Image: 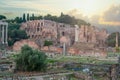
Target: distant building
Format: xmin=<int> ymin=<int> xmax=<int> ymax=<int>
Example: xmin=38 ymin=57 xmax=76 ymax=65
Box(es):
xmin=20 ymin=20 xmax=108 ymax=56
xmin=0 ymin=20 xmax=8 ymax=46
xmin=20 ymin=20 xmax=75 ymax=47
xmin=75 ymin=25 xmax=108 ymax=47
xmin=21 ymin=20 xmax=108 ymax=47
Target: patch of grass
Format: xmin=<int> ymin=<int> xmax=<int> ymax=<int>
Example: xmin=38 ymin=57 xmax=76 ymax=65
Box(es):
xmin=0 ymin=59 xmax=12 ymax=64
xmin=47 ymin=59 xmax=58 ymax=63
xmin=0 ymin=71 xmax=14 ymax=77
xmin=107 ymin=52 xmax=120 ymax=57
xmin=49 ymin=56 xmax=117 ymax=65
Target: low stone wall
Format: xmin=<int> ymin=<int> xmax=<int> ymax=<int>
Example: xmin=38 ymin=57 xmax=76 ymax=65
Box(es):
xmin=13 ymin=39 xmax=40 ymax=51
xmin=68 ymin=48 xmax=107 ymax=57
xmin=41 ymin=46 xmax=62 ymax=53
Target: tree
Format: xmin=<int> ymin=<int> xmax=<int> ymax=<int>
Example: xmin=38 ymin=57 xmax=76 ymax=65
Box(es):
xmin=0 ymin=15 xmax=6 ymax=20
xmin=8 ymin=23 xmax=20 ymax=31
xmin=44 ymin=14 xmax=58 ymax=21
xmin=14 ymin=17 xmax=20 ymax=23
xmin=44 ymin=40 xmax=53 ymax=51
xmin=58 ymin=13 xmax=74 ymax=24
xmin=32 ymin=13 xmax=35 ymax=20
xmin=44 ymin=14 xmax=52 ymax=20
xmin=23 ymin=13 xmax=26 ymax=22
xmin=14 ymin=17 xmax=23 ymax=23
xmin=27 ymin=13 xmax=29 ymax=21
xmin=106 ymin=32 xmax=120 ymax=47
xmin=8 ymin=23 xmax=28 ymax=46
xmin=43 ymin=13 xmax=88 ymax=26
xmin=8 ymin=29 xmax=28 ymax=46
xmin=44 ymin=40 xmax=53 ymax=46
xmin=37 ymin=15 xmax=43 ymax=20
xmin=15 ymin=45 xmax=47 ymax=71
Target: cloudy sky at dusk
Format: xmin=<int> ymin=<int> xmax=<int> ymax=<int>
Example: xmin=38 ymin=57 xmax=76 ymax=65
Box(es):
xmin=0 ymin=0 xmax=120 ymax=28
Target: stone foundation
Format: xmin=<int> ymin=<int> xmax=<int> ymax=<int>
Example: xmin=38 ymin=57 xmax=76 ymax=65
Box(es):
xmin=13 ymin=39 xmax=39 ymax=51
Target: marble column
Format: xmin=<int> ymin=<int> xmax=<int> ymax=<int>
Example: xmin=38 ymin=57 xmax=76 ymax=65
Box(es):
xmin=75 ymin=25 xmax=79 ymax=42
xmin=63 ymin=42 xmax=66 ymax=55
xmin=5 ymin=25 xmax=8 ymax=44
xmin=116 ymin=32 xmax=119 ymax=47
xmin=2 ymin=25 xmax=4 ymax=44
xmin=0 ymin=26 xmax=1 ymax=42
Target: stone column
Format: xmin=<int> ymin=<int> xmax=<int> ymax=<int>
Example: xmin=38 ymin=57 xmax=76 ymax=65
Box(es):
xmin=2 ymin=25 xmax=4 ymax=44
xmin=5 ymin=25 xmax=8 ymax=44
xmin=63 ymin=42 xmax=66 ymax=55
xmin=0 ymin=25 xmax=1 ymax=42
xmin=116 ymin=32 xmax=119 ymax=47
xmin=75 ymin=25 xmax=79 ymax=42
xmin=43 ymin=18 xmax=45 ymax=26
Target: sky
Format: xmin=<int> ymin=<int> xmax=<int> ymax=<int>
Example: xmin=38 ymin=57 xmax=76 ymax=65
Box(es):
xmin=0 ymin=0 xmax=120 ymax=30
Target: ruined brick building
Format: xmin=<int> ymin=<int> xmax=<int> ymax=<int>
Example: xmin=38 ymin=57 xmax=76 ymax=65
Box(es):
xmin=19 ymin=20 xmax=108 ymax=56
xmin=20 ymin=20 xmax=75 ymax=47
xmin=75 ymin=25 xmax=108 ymax=48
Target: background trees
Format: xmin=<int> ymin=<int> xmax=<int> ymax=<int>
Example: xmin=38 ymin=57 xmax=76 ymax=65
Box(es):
xmin=23 ymin=13 xmax=26 ymax=22
xmin=44 ymin=40 xmax=53 ymax=46
xmin=10 ymin=13 xmax=88 ymax=26
xmin=15 ymin=45 xmax=47 ymax=71
xmin=106 ymin=32 xmax=120 ymax=47
xmin=0 ymin=15 xmax=6 ymax=20
xmin=43 ymin=13 xmax=89 ymax=26
xmin=8 ymin=23 xmax=28 ymax=46
xmin=44 ymin=40 xmax=53 ymax=51
xmin=14 ymin=17 xmax=23 ymax=23
xmin=1 ymin=13 xmax=89 ymax=46
xmin=27 ymin=13 xmax=29 ymax=21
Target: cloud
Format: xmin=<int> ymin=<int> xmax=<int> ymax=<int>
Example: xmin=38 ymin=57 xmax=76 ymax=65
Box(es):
xmin=67 ymin=9 xmax=89 ymax=22
xmin=89 ymin=15 xmax=100 ymax=24
xmin=67 ymin=7 xmax=120 ymax=33
xmin=99 ymin=5 xmax=120 ymax=26
xmin=0 ymin=0 xmax=60 ymax=19
xmin=0 ymin=0 xmax=58 ymax=14
xmin=67 ymin=4 xmax=120 ymax=26
xmin=3 ymin=12 xmax=14 ymax=15
xmin=103 ymin=5 xmax=120 ymax=22
xmin=90 ymin=5 xmax=120 ymax=33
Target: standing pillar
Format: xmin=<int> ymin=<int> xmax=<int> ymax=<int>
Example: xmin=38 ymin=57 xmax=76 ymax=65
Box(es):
xmin=5 ymin=25 xmax=8 ymax=44
xmin=60 ymin=36 xmax=67 ymax=56
xmin=75 ymin=25 xmax=79 ymax=42
xmin=43 ymin=17 xmax=45 ymax=26
xmin=116 ymin=32 xmax=119 ymax=47
xmin=2 ymin=25 xmax=4 ymax=44
xmin=63 ymin=42 xmax=66 ymax=55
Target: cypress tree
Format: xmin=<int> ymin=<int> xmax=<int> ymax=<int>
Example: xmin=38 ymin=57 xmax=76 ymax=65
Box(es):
xmin=23 ymin=13 xmax=26 ymax=22
xmin=27 ymin=13 xmax=29 ymax=21
xmin=32 ymin=13 xmax=35 ymax=20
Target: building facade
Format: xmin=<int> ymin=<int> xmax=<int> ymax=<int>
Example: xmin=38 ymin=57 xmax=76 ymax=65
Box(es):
xmin=20 ymin=20 xmax=75 ymax=47
xmin=20 ymin=20 xmax=108 ymax=56
xmin=75 ymin=25 xmax=108 ymax=47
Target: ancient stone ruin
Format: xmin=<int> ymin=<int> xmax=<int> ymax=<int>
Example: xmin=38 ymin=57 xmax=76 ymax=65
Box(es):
xmin=16 ymin=20 xmax=109 ymax=56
